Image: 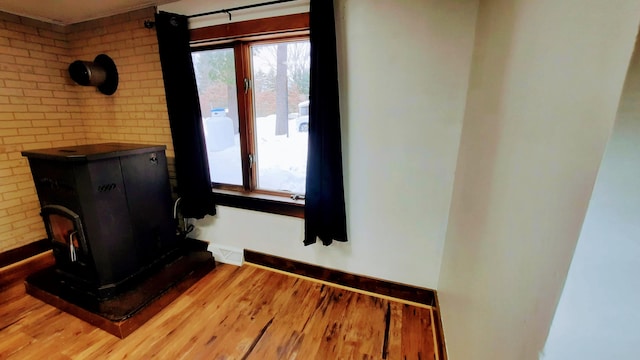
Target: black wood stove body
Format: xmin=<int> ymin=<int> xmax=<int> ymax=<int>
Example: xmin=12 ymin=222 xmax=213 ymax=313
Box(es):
xmin=22 ymin=143 xmax=180 ymax=298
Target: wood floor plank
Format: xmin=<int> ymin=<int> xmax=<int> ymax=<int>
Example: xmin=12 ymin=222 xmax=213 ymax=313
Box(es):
xmin=401 ymin=305 xmax=436 ymax=360
xmin=0 ymin=331 xmax=35 ymax=359
xmin=248 ymin=278 xmax=326 ymax=359
xmin=387 ymin=302 xmax=404 ymax=359
xmin=0 ymin=261 xmax=441 ymax=359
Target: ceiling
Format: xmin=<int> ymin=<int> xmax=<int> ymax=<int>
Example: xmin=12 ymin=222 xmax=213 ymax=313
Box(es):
xmin=0 ymin=0 xmax=310 ymax=28
xmin=0 ymin=0 xmax=179 ymax=26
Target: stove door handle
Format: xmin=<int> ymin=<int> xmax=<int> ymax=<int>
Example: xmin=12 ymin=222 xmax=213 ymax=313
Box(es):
xmin=69 ymin=231 xmax=78 ymax=262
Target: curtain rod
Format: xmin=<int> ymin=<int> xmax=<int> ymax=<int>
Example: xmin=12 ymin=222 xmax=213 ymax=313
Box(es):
xmin=187 ymin=0 xmax=299 ymax=21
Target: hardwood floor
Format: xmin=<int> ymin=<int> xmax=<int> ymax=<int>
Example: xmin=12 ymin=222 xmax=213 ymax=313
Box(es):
xmin=0 ymin=256 xmax=441 ymax=359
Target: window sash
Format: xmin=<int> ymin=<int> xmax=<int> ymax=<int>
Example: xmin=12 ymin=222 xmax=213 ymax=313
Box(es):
xmin=191 ymin=16 xmax=310 ymax=198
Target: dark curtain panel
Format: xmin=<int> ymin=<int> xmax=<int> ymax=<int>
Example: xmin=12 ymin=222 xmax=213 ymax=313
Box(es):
xmin=155 ymin=11 xmax=215 ymax=219
xmin=304 ymin=0 xmax=348 ymax=246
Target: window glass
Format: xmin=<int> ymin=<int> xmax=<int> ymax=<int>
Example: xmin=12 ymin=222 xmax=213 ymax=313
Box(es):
xmin=192 ymin=48 xmax=243 ymax=186
xmin=251 ymin=40 xmax=310 ymax=194
xmin=47 ymin=213 xmax=74 ymax=245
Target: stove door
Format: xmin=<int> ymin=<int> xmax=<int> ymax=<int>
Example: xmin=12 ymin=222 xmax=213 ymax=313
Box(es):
xmin=41 ymin=205 xmax=91 ymax=269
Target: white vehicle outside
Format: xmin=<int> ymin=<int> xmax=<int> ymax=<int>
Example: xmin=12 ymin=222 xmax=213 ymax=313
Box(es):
xmin=296 ymin=100 xmax=309 ymax=132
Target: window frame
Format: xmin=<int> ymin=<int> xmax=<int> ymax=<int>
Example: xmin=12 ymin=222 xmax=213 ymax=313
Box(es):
xmin=190 ymin=13 xmax=310 ymax=218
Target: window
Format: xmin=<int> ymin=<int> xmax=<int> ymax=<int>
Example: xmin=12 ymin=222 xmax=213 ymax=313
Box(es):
xmin=190 ymin=14 xmax=310 ymax=217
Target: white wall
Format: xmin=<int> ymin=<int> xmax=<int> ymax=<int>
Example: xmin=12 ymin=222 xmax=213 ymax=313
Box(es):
xmin=161 ymin=0 xmax=478 ymax=289
xmin=541 ymin=34 xmax=640 ymax=360
xmin=437 ymin=0 xmax=640 ymax=359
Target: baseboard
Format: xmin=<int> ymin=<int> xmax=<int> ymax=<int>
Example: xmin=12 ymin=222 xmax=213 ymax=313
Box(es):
xmin=0 ymin=251 xmax=55 ymax=289
xmin=0 ymin=239 xmax=51 ymax=269
xmin=243 ymin=249 xmax=437 ymax=307
xmin=433 ymin=293 xmax=448 ymax=360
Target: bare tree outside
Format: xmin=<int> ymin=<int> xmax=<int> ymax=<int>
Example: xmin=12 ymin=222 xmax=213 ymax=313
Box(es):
xmin=193 ymin=49 xmax=239 ymax=134
xmin=252 ymin=41 xmax=311 ymax=112
xmin=275 ymin=43 xmax=289 ymax=136
xmin=287 ymin=42 xmax=311 ymax=98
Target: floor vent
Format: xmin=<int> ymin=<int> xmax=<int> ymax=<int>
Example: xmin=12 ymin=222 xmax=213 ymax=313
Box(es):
xmin=208 ymin=244 xmax=243 ymax=266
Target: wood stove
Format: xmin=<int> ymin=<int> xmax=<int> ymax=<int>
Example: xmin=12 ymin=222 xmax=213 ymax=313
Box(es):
xmin=22 ymin=143 xmax=180 ymax=298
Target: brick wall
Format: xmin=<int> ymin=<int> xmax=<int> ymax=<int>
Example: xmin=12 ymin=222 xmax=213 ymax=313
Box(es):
xmin=66 ymin=8 xmax=174 ymax=152
xmin=0 ymin=8 xmax=174 ymax=253
xmin=0 ymin=12 xmax=77 ymax=252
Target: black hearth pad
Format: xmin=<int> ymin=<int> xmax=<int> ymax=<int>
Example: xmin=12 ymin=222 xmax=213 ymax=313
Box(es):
xmin=25 ymin=249 xmax=216 ymax=338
